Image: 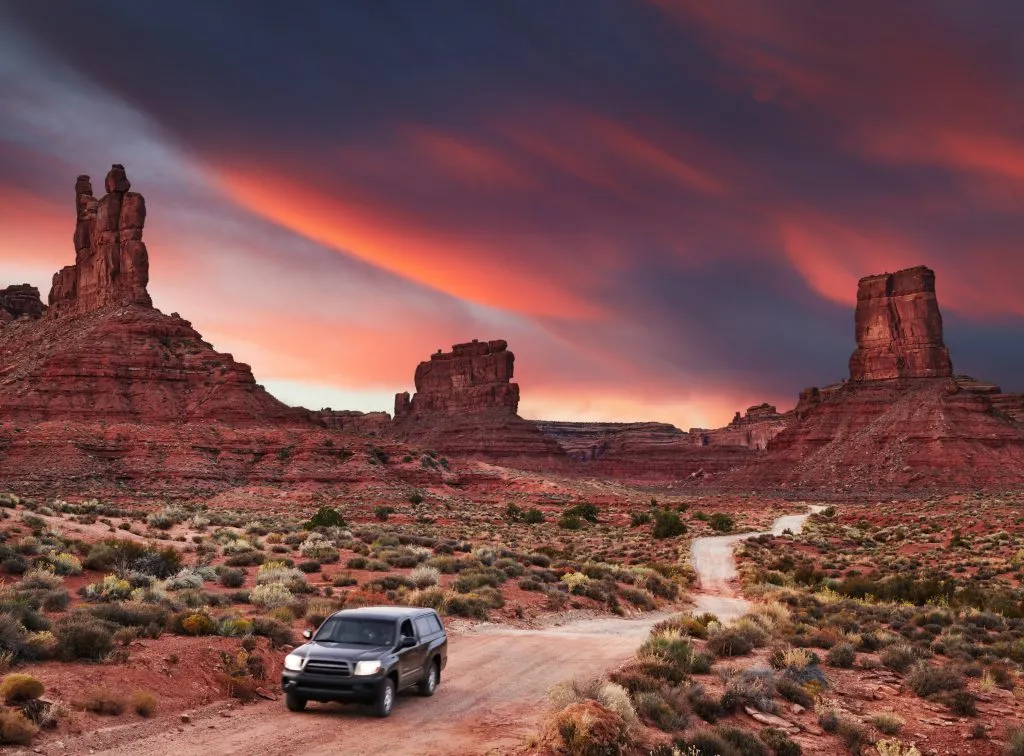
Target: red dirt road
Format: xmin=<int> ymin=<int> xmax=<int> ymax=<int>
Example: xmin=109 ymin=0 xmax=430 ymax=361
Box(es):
xmin=55 ymin=613 xmax=669 ymax=756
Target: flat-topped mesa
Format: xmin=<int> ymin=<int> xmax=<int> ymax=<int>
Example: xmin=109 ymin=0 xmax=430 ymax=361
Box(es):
xmin=848 ymin=265 xmax=952 ymax=381
xmin=48 ymin=165 xmax=151 ymax=317
xmin=0 ymin=285 xmax=45 ymax=323
xmin=394 ymin=339 xmax=519 ymax=420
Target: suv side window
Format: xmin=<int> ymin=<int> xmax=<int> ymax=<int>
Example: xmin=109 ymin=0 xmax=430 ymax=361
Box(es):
xmin=414 ymin=616 xmax=433 ymax=638
xmin=400 ymin=619 xmax=414 ymax=641
xmin=428 ymin=614 xmax=444 ymax=634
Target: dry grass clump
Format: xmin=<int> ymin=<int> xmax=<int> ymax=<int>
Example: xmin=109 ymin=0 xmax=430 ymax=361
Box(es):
xmin=75 ymin=687 xmax=126 ymax=715
xmin=0 ymin=673 xmax=43 ymax=703
xmin=0 ymin=708 xmax=38 ymax=745
xmin=129 ymin=690 xmax=157 ymax=717
xmin=542 ymin=699 xmax=628 ymax=756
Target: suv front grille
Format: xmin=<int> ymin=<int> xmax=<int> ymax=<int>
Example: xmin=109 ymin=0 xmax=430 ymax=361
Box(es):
xmin=304 ymin=659 xmax=352 ymax=676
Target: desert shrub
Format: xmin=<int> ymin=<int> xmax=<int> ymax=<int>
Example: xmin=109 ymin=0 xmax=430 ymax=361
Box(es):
xmin=332 ymin=573 xmax=358 ymax=587
xmin=723 ymin=669 xmax=776 ymax=714
xmin=373 ymin=506 xmax=393 ymax=521
xmin=564 ymin=503 xmax=600 ymax=523
xmin=1006 ymin=724 xmax=1024 ymax=756
xmin=53 ymin=614 xmax=115 ymax=661
xmin=299 ymin=533 xmax=339 ymax=561
xmin=166 ymin=568 xmax=205 ymax=590
xmin=676 ymin=729 xmax=739 ymax=756
xmin=880 ymin=643 xmax=917 ymax=672
xmin=523 ymin=507 xmax=545 ymax=524
xmin=410 ymin=565 xmax=440 ymax=588
xmin=89 ymin=601 xmax=167 ymax=628
xmin=826 ymin=642 xmax=856 ymax=668
xmin=707 ymin=627 xmax=754 ymax=657
xmin=906 ymin=662 xmax=964 ymax=698
xmin=83 ymin=574 xmax=132 ymax=601
xmin=943 ymin=689 xmax=977 ymax=716
xmin=620 ymin=587 xmax=657 ymax=610
xmin=225 ymin=551 xmax=265 ymax=567
xmin=179 ymin=611 xmax=217 ymax=636
xmin=717 ymin=725 xmax=769 ymax=756
xmin=835 ymin=718 xmax=868 ymax=754
xmin=652 ymin=510 xmax=686 ymax=539
xmin=297 ymin=560 xmax=321 ymax=573
xmin=251 ymin=616 xmax=293 ymax=647
xmin=630 ymin=511 xmax=652 ymax=527
xmin=689 ymin=687 xmax=726 ymax=723
xmin=558 ymin=513 xmax=582 ymax=530
xmin=0 ymin=673 xmax=43 ymax=703
xmin=219 ymin=568 xmax=246 ymax=588
xmin=129 ymin=690 xmax=157 ymax=717
xmin=77 ymin=687 xmax=125 ymax=715
xmin=0 ymin=614 xmax=27 ymax=661
xmin=218 ymin=617 xmax=254 ymax=637
xmin=0 ymin=709 xmax=38 ymax=745
xmin=708 ymin=513 xmax=734 ymax=533
xmin=543 ymin=699 xmax=628 ymax=756
xmin=774 ymin=677 xmax=814 ymax=708
xmin=641 ymin=630 xmax=697 ymax=675
xmin=759 ymin=727 xmax=801 ymax=756
xmin=304 ymin=506 xmax=345 ymax=529
xmin=871 ymin=710 xmax=904 ymax=735
xmin=634 ymin=689 xmax=689 ymax=731
xmin=251 ymin=582 xmax=293 ymax=609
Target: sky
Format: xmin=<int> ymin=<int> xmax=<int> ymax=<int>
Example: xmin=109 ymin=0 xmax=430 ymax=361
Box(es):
xmin=2 ymin=0 xmax=1024 ymax=430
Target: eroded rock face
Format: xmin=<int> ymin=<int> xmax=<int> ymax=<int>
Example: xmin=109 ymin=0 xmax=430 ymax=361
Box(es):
xmin=312 ymin=409 xmax=391 ymax=435
xmin=0 ymin=285 xmax=45 ymax=323
xmin=49 ymin=166 xmax=151 ymax=316
xmin=395 ymin=339 xmax=519 ymax=419
xmin=849 ymin=266 xmax=952 ymax=381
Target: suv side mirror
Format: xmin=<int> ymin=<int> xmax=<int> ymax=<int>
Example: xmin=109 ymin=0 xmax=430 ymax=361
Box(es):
xmin=302 ymin=629 xmax=312 ymax=640
xmin=400 ymin=635 xmax=417 ymax=649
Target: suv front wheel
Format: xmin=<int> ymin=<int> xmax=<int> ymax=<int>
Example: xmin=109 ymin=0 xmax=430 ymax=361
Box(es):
xmin=373 ymin=678 xmax=395 ymax=717
xmin=285 ymin=691 xmax=307 ymax=712
xmin=418 ymin=660 xmax=438 ymax=697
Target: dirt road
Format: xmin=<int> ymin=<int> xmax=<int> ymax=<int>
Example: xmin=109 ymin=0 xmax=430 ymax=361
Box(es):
xmin=690 ymin=505 xmax=825 ymax=621
xmin=59 ymin=613 xmax=669 ymax=756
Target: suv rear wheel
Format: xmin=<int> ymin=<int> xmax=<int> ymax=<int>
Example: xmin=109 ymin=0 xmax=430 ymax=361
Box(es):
xmin=418 ymin=659 xmax=438 ymax=697
xmin=285 ymin=692 xmax=307 ymax=712
xmin=373 ymin=678 xmax=395 ymax=717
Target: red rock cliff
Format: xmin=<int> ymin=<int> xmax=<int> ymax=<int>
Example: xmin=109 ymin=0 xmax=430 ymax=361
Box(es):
xmin=848 ymin=266 xmax=952 ymax=381
xmin=49 ymin=166 xmax=151 ymax=316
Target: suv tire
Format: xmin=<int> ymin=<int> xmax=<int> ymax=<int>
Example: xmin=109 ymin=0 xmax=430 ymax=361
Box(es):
xmin=374 ymin=678 xmax=395 ymax=717
xmin=285 ymin=692 xmax=307 ymax=712
xmin=418 ymin=659 xmax=438 ymax=697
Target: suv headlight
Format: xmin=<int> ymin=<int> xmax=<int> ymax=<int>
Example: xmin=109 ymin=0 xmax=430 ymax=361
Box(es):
xmin=284 ymin=653 xmax=306 ymax=671
xmin=354 ymin=660 xmax=382 ymax=676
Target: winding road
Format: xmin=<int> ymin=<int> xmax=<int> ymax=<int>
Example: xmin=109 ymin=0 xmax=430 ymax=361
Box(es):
xmin=53 ymin=506 xmax=823 ymax=755
xmin=690 ymin=505 xmax=826 ymax=621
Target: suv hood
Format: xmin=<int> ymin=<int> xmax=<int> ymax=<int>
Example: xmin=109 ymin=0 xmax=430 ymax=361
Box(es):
xmin=293 ymin=641 xmax=392 ymax=662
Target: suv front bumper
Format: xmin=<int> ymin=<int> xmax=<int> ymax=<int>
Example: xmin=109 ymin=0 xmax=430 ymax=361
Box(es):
xmin=281 ymin=669 xmax=387 ymax=704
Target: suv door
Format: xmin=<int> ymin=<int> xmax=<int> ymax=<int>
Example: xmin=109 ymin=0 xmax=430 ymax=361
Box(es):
xmin=396 ymin=618 xmax=427 ymax=688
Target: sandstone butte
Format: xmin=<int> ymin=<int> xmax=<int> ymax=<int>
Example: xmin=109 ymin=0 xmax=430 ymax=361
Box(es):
xmin=389 ymin=339 xmax=567 ymax=465
xmin=0 ymin=166 xmax=437 ymax=498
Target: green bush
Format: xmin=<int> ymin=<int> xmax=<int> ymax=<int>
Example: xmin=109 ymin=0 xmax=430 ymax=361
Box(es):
xmin=54 ymin=614 xmax=116 ymax=661
xmin=717 ymin=725 xmax=769 ymax=756
xmin=652 ymin=510 xmax=686 ymax=539
xmin=825 ymin=642 xmax=856 ymax=668
xmin=558 ymin=513 xmax=582 ymax=530
xmin=675 ymin=729 xmax=739 ymax=756
xmin=304 ymin=506 xmax=346 ymax=529
xmin=759 ymin=727 xmax=802 ymax=756
xmin=709 ymin=513 xmax=734 ymax=533
xmin=219 ymin=568 xmax=246 ymax=588
xmin=564 ymin=503 xmax=600 ymax=523
xmin=906 ymin=662 xmax=964 ymax=698
xmin=523 ymin=508 xmax=545 ymax=524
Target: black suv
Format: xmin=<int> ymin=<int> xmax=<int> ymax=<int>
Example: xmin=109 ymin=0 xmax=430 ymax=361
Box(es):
xmin=281 ymin=606 xmax=448 ymax=717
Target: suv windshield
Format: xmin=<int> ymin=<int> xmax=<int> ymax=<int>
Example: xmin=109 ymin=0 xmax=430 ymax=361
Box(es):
xmin=313 ymin=617 xmax=396 ymax=646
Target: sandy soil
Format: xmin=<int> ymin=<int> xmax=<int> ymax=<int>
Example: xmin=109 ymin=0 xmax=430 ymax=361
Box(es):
xmin=45 ymin=613 xmax=671 ymax=756
xmin=690 ymin=505 xmax=825 ymax=621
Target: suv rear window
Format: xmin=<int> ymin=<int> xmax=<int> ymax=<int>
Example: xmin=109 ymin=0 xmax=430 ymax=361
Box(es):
xmin=414 ymin=616 xmax=433 ymax=638
xmin=427 ymin=614 xmax=443 ymax=634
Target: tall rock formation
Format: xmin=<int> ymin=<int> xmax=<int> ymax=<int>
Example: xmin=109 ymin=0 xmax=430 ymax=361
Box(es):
xmin=390 ymin=340 xmax=564 ymax=464
xmin=849 ymin=266 xmax=952 ymax=381
xmin=0 ymin=165 xmax=300 ymax=424
xmin=715 ymin=265 xmax=1024 ymax=491
xmin=50 ymin=167 xmax=151 ymax=316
